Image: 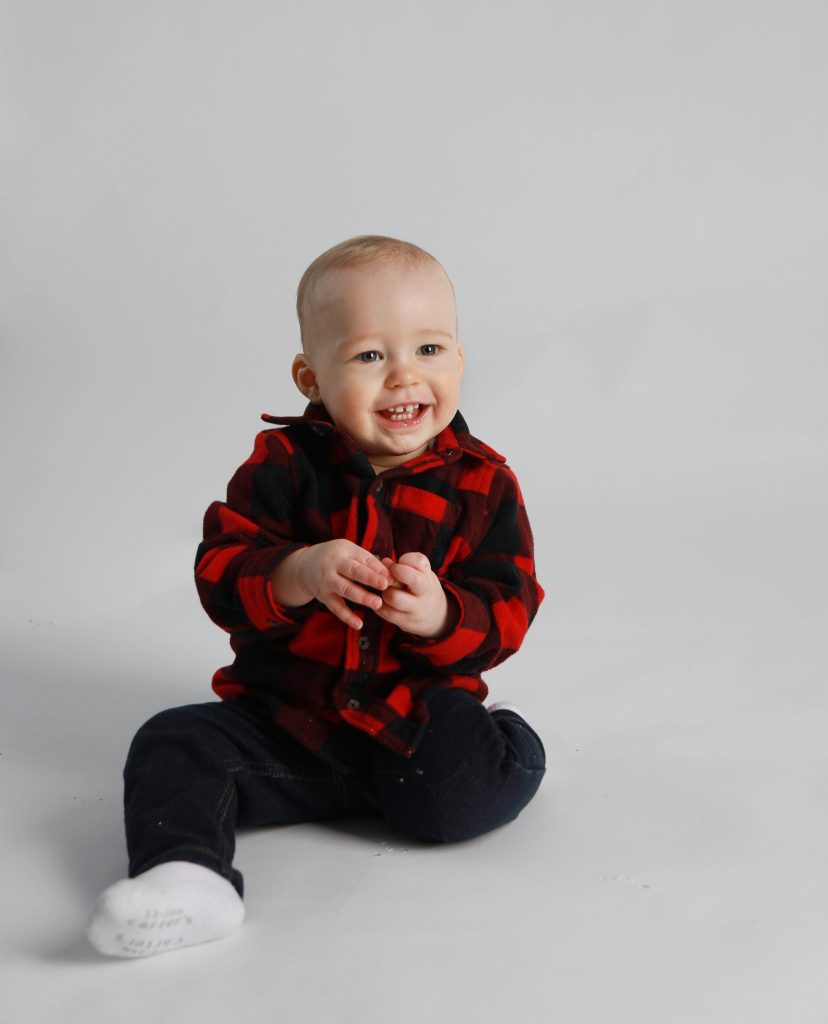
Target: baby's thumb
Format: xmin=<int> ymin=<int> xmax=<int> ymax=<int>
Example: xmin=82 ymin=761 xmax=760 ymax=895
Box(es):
xmin=397 ymin=551 xmax=431 ymax=572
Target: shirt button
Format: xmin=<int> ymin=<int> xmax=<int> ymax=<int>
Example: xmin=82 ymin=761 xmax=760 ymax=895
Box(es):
xmin=376 ymin=480 xmax=384 ymax=492
xmin=346 ymin=698 xmax=361 ymax=710
xmin=358 ymin=636 xmax=371 ymax=650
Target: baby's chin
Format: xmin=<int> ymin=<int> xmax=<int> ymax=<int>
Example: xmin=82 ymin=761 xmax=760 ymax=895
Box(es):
xmin=367 ymin=439 xmax=433 ymax=468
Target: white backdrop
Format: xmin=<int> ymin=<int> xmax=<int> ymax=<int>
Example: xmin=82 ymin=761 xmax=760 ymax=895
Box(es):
xmin=2 ymin=2 xmax=827 ymax=1021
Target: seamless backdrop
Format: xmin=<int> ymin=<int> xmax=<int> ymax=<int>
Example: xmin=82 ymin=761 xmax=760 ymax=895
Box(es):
xmin=2 ymin=2 xmax=827 ymax=1022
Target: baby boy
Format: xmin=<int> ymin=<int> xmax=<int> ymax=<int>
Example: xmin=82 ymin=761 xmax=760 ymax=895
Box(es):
xmin=87 ymin=234 xmax=546 ymax=958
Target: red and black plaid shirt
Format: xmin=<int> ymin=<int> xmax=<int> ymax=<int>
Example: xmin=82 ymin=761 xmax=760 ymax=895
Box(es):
xmin=195 ymin=403 xmax=544 ymax=764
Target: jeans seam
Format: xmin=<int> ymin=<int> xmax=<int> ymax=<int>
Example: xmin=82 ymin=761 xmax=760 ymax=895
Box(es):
xmin=223 ymin=759 xmax=337 ymax=783
xmin=213 ymin=779 xmax=236 ymax=866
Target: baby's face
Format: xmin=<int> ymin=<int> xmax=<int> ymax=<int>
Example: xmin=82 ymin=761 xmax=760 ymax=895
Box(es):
xmin=293 ymin=260 xmax=464 ymax=472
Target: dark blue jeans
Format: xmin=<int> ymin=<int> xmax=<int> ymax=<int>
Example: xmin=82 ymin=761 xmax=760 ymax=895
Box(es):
xmin=123 ymin=689 xmax=546 ymax=896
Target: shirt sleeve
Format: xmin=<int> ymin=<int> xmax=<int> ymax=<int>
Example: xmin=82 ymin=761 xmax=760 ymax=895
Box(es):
xmin=194 ymin=429 xmax=312 ymax=636
xmin=397 ymin=464 xmax=545 ymax=674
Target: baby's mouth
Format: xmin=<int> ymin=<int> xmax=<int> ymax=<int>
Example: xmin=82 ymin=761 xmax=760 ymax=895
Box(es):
xmin=376 ymin=403 xmax=427 ymax=423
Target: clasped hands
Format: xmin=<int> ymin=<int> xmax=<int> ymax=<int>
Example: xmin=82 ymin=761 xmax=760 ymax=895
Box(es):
xmin=272 ymin=539 xmax=456 ymax=638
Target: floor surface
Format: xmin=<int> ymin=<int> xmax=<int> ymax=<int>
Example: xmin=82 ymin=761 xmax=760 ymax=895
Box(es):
xmin=3 ymin=559 xmax=826 ymax=1022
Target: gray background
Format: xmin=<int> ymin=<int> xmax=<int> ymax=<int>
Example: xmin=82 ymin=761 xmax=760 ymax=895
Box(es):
xmin=2 ymin=1 xmax=826 ymax=1021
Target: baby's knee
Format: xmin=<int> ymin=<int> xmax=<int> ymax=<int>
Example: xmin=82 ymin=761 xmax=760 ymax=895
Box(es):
xmin=394 ymin=772 xmax=479 ymax=843
xmin=125 ymin=704 xmax=211 ymax=771
xmin=133 ymin=703 xmax=228 ymax=740
xmin=384 ymin=761 xmax=544 ymax=844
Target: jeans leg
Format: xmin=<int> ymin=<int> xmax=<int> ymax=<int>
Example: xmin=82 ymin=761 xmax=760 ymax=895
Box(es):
xmin=362 ymin=689 xmax=546 ymax=843
xmin=123 ymin=700 xmax=372 ymax=896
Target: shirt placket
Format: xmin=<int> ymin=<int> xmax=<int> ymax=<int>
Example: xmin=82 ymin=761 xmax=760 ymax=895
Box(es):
xmin=342 ymin=472 xmax=393 ymax=711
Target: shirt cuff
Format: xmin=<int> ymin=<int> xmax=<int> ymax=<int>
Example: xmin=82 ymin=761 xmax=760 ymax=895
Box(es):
xmin=236 ymin=543 xmax=311 ymax=631
xmin=398 ymin=581 xmax=487 ymax=667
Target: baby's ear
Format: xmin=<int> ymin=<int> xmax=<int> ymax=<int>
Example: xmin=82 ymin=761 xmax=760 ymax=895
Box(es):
xmin=291 ymin=352 xmax=322 ymax=402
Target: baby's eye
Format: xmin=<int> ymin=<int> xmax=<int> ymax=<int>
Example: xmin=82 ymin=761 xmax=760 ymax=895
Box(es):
xmin=419 ymin=343 xmax=441 ymax=356
xmin=355 ymin=351 xmax=381 ymax=363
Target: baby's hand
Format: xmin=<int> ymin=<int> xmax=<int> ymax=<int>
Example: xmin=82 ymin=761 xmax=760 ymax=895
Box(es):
xmin=293 ymin=540 xmax=391 ymax=631
xmin=375 ymin=553 xmax=457 ymax=639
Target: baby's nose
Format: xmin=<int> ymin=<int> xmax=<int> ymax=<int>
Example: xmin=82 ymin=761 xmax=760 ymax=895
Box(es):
xmin=386 ymin=360 xmax=419 ymax=385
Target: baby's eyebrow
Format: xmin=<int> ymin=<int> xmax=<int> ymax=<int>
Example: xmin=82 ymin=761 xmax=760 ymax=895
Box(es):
xmin=342 ymin=329 xmax=453 ymax=347
xmin=418 ymin=329 xmax=454 ymax=340
xmin=341 ymin=334 xmax=381 ymax=348
xmin=336 ymin=336 xmax=377 ymax=356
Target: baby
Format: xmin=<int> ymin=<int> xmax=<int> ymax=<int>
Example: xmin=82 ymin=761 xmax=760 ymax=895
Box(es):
xmin=87 ymin=234 xmax=546 ymax=958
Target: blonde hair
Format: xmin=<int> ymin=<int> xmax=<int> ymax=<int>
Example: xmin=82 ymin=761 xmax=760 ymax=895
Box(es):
xmin=296 ymin=234 xmax=455 ymax=350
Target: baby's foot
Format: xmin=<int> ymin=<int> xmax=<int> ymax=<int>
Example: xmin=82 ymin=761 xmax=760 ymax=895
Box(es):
xmin=86 ymin=861 xmax=244 ymax=958
xmin=487 ymin=701 xmax=525 ymax=719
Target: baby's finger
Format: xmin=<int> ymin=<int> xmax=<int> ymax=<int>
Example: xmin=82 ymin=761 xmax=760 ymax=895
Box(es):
xmin=373 ymin=601 xmax=404 ymax=627
xmin=397 ymin=551 xmax=432 ymax=573
xmin=326 ymin=594 xmax=364 ymax=631
xmin=379 ymin=584 xmax=417 ymax=612
xmin=337 ymin=576 xmax=384 ymax=611
xmin=346 ymin=557 xmax=390 ymax=592
xmin=384 ymin=559 xmax=427 ymax=595
xmin=381 ymin=557 xmax=405 ymax=589
xmin=353 ymin=547 xmax=392 ymax=577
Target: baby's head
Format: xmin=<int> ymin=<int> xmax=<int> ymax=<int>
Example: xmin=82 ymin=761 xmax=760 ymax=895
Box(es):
xmin=292 ymin=235 xmax=464 ymax=473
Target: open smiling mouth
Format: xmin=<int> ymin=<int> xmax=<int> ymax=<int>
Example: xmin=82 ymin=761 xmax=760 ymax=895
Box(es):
xmin=375 ymin=403 xmax=430 ymax=426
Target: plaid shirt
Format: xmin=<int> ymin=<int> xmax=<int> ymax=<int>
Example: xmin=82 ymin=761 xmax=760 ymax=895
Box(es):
xmin=195 ymin=403 xmax=544 ymax=764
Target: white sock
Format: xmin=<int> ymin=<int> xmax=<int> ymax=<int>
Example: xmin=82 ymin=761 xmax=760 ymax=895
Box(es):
xmin=86 ymin=861 xmax=245 ymax=959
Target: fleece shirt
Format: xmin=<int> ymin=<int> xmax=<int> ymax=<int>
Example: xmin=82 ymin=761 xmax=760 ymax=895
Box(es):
xmin=194 ymin=402 xmax=544 ymax=764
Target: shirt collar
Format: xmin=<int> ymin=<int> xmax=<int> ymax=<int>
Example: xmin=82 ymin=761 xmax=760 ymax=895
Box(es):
xmin=260 ymin=403 xmax=505 ymax=467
